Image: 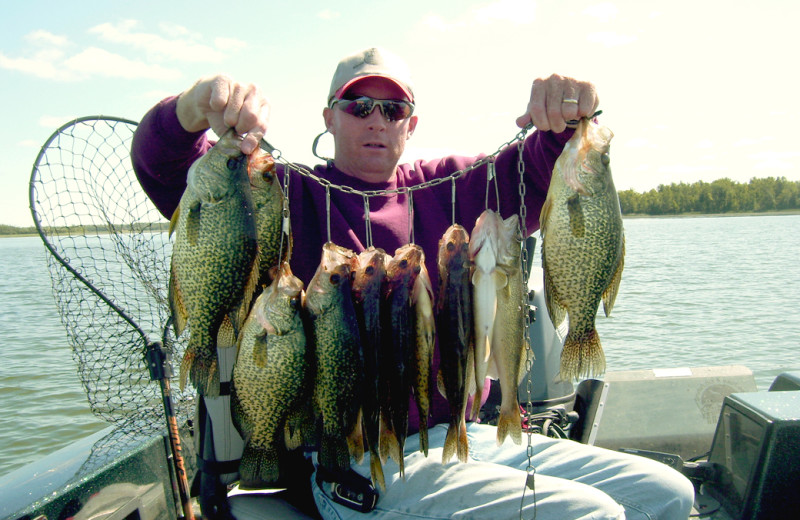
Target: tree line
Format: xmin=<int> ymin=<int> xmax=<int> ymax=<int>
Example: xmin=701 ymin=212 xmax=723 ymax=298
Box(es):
xmin=618 ymin=176 xmax=800 ymax=215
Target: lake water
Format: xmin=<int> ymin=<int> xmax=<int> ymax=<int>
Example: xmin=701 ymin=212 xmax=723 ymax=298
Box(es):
xmin=1 ymin=214 xmax=798 ymax=476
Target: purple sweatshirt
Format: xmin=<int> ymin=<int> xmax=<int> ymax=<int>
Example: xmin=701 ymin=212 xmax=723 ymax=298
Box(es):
xmin=131 ymin=95 xmax=572 ymax=433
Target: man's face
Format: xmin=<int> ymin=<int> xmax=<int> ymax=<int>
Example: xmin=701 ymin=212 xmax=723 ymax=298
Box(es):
xmin=323 ymin=77 xmax=418 ymax=183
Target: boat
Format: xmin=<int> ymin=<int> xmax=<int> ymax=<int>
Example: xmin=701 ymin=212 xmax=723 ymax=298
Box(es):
xmin=2 ymin=117 xmax=798 ymax=520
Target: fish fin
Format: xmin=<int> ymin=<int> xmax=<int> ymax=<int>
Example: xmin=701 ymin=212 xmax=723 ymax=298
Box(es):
xmin=217 ymin=315 xmax=237 ymax=349
xmin=457 ymin=418 xmax=469 ymax=463
xmin=497 ymin=401 xmax=523 ymax=446
xmin=418 ymin=416 xmax=429 ymax=457
xmin=168 ymin=262 xmax=188 ymax=337
xmin=347 ymin=409 xmax=365 ymax=463
xmin=370 ymin=454 xmax=387 ymax=491
xmin=539 ymin=196 xmax=552 ymax=237
xmin=234 ymin=261 xmax=262 ymax=334
xmin=602 ymin=235 xmax=625 ymax=316
xmin=493 ymin=269 xmax=508 ymax=291
xmin=469 ymin=385 xmax=483 ymax=422
xmin=567 ymin=194 xmax=585 ymax=238
xmin=319 ymin=433 xmax=351 ymax=474
xmin=559 ymin=328 xmax=606 ymax=381
xmin=436 ymin=369 xmax=447 ymax=398
xmin=168 ymin=206 xmax=180 ymax=237
xmin=238 ymin=444 xmax=281 ymax=488
xmin=442 ymin=422 xmax=458 ymax=464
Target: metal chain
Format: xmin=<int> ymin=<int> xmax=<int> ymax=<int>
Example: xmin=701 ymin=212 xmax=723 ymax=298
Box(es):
xmin=517 ymin=126 xmax=537 ymax=520
xmin=259 ymin=128 xmax=529 ymax=203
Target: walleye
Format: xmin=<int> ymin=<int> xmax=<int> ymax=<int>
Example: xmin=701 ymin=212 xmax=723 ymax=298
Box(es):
xmin=468 ymin=209 xmax=504 ymax=420
xmin=490 ymin=214 xmax=526 ymax=445
xmin=249 ymin=148 xmax=290 ymax=291
xmin=380 ymin=243 xmax=423 ymax=477
xmin=411 ymin=258 xmax=435 ymax=457
xmin=169 ymin=129 xmax=259 ymax=396
xmin=540 ymin=117 xmax=625 ymax=381
xmin=231 ymin=262 xmax=309 ymax=487
xmin=352 ymin=246 xmax=389 ymax=489
xmin=436 ymin=224 xmax=473 ymax=464
xmin=305 ymin=242 xmax=363 ymax=474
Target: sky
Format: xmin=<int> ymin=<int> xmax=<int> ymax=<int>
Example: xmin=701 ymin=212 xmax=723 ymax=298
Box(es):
xmin=1 ymin=0 xmax=799 ymax=226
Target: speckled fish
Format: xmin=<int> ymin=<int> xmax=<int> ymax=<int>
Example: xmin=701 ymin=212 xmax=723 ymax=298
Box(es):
xmin=249 ymin=148 xmax=290 ymax=292
xmin=435 ymin=224 xmax=472 ymax=464
xmin=489 ymin=214 xmax=526 ymax=445
xmin=305 ymin=242 xmax=363 ymax=475
xmin=467 ymin=209 xmax=504 ymax=420
xmin=169 ymin=129 xmax=259 ymax=397
xmin=540 ymin=117 xmax=625 ymax=381
xmin=231 ymin=262 xmax=309 ymax=487
xmin=379 ymin=243 xmax=423 ymax=477
xmin=410 ymin=257 xmax=435 ymax=456
xmin=352 ymin=246 xmax=389 ymax=489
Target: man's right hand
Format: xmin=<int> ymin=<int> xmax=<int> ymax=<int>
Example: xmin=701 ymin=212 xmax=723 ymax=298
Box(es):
xmin=176 ymin=74 xmax=270 ymax=155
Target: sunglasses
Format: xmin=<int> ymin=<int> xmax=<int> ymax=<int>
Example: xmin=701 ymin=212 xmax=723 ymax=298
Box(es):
xmin=331 ymin=96 xmax=415 ymax=122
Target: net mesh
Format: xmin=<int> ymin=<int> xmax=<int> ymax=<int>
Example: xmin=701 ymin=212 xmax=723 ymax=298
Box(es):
xmin=28 ymin=116 xmax=194 ymax=431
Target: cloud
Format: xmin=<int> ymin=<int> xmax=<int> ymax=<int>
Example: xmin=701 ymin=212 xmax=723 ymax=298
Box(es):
xmin=65 ymin=47 xmax=182 ymax=80
xmin=88 ymin=20 xmax=236 ymax=63
xmin=2 ymin=22 xmax=246 ymax=82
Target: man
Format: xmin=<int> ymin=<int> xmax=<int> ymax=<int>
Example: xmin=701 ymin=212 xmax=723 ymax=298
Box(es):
xmin=132 ymin=47 xmax=694 ymax=520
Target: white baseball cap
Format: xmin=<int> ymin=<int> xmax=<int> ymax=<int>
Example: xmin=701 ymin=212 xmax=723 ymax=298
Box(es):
xmin=328 ymin=47 xmax=415 ymax=104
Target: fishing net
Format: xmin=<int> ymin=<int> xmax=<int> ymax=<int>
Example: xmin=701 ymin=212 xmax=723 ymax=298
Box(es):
xmin=28 ymin=116 xmax=194 ymax=432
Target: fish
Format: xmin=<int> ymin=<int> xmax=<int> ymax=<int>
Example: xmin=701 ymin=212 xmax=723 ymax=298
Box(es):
xmin=410 ymin=258 xmax=435 ymax=456
xmin=249 ymin=148 xmax=290 ymax=291
xmin=168 ymin=129 xmax=259 ymax=396
xmin=379 ymin=243 xmax=423 ymax=477
xmin=435 ymin=224 xmax=473 ymax=464
xmin=468 ymin=209 xmax=505 ymax=420
xmin=489 ymin=214 xmax=527 ymax=445
xmin=304 ymin=242 xmax=363 ymax=475
xmin=540 ymin=117 xmax=625 ymax=381
xmin=352 ymin=246 xmax=389 ymax=489
xmin=231 ymin=262 xmax=310 ymax=488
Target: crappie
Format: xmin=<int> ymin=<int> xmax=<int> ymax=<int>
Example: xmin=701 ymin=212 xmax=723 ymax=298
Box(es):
xmin=435 ymin=224 xmax=472 ymax=464
xmin=352 ymin=246 xmax=389 ymax=489
xmin=468 ymin=209 xmax=504 ymax=420
xmin=249 ymin=149 xmax=290 ymax=290
xmin=540 ymin=117 xmax=625 ymax=381
xmin=379 ymin=243 xmax=423 ymax=477
xmin=489 ymin=214 xmax=526 ymax=445
xmin=411 ymin=258 xmax=435 ymax=456
xmin=231 ymin=262 xmax=309 ymax=487
xmin=169 ymin=129 xmax=259 ymax=396
xmin=305 ymin=242 xmax=363 ymax=475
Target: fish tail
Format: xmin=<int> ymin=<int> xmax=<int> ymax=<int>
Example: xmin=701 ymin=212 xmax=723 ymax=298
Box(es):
xmin=319 ymin=433 xmax=351 ymax=474
xmin=469 ymin=386 xmax=483 ymax=422
xmin=369 ymin=451 xmax=387 ymax=491
xmin=442 ymin=422 xmax=458 ymax=464
xmin=560 ymin=328 xmax=606 ymax=381
xmin=496 ymin=403 xmax=523 ymax=446
xmin=457 ymin=418 xmax=469 ymax=463
xmin=418 ymin=419 xmax=429 ymax=457
xmin=347 ymin=411 xmax=365 ymax=463
xmin=379 ymin=421 xmax=402 ymax=467
xmin=238 ymin=444 xmax=279 ymax=488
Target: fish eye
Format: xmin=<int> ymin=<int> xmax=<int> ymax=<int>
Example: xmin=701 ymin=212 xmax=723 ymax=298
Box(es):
xmin=447 ymin=242 xmax=455 ymax=251
xmin=227 ymin=156 xmax=243 ymax=170
xmin=365 ymin=265 xmax=374 ymax=275
xmin=262 ymin=170 xmax=274 ymax=181
xmin=601 ymin=153 xmax=610 ymax=166
xmin=413 ymin=265 xmax=421 ymax=274
xmin=399 ymin=259 xmax=408 ymax=269
xmin=330 ymin=273 xmax=341 ymax=284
